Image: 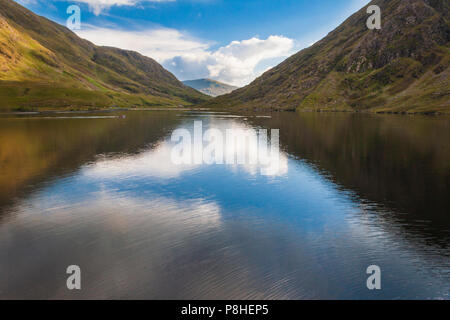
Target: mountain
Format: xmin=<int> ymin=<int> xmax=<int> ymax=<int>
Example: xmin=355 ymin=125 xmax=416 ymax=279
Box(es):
xmin=182 ymin=79 xmax=238 ymax=97
xmin=206 ymin=0 xmax=449 ymax=114
xmin=0 ymin=0 xmax=208 ymax=111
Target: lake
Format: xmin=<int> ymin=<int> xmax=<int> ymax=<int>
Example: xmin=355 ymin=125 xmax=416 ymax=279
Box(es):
xmin=0 ymin=111 xmax=449 ymax=299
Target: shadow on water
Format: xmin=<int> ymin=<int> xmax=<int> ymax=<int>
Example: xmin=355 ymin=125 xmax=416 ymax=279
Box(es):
xmin=0 ymin=110 xmax=449 ymax=299
xmin=0 ymin=111 xmax=183 ymax=216
xmin=247 ymin=112 xmax=450 ymax=248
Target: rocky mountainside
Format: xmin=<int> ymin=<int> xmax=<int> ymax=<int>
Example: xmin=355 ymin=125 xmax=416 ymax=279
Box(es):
xmin=183 ymin=79 xmax=238 ymax=97
xmin=0 ymin=0 xmax=208 ymax=111
xmin=206 ymin=0 xmax=449 ymax=114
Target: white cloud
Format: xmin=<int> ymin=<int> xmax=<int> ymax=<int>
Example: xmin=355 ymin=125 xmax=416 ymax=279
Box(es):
xmin=205 ymin=36 xmax=294 ymax=86
xmin=76 ymin=27 xmax=210 ymax=62
xmin=65 ymin=0 xmax=174 ymax=15
xmin=80 ymin=120 xmax=288 ymax=179
xmin=76 ymin=26 xmax=294 ymax=86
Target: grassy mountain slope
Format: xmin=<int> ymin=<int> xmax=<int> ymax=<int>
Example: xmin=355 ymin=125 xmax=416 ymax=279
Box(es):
xmin=183 ymin=79 xmax=238 ymax=97
xmin=206 ymin=0 xmax=449 ymax=114
xmin=0 ymin=0 xmax=208 ymax=111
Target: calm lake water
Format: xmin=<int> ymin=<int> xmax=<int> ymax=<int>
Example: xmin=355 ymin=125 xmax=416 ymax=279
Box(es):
xmin=0 ymin=111 xmax=449 ymax=299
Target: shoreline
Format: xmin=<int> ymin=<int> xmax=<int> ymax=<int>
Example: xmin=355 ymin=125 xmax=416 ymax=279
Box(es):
xmin=0 ymin=107 xmax=213 ymax=115
xmin=0 ymin=107 xmax=449 ymax=117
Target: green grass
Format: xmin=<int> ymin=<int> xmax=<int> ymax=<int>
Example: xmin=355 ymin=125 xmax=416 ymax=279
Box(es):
xmin=0 ymin=0 xmax=210 ymax=111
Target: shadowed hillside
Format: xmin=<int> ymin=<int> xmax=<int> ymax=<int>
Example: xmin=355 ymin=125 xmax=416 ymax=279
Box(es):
xmin=206 ymin=0 xmax=449 ymax=114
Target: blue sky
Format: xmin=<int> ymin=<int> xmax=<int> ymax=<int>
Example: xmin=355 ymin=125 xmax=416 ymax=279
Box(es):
xmin=16 ymin=0 xmax=370 ymax=85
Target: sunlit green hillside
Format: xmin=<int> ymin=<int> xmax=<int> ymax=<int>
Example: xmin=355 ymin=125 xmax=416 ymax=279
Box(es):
xmin=0 ymin=0 xmax=209 ymax=111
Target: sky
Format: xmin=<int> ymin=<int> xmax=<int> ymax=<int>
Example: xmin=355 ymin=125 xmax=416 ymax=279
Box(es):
xmin=16 ymin=0 xmax=370 ymax=86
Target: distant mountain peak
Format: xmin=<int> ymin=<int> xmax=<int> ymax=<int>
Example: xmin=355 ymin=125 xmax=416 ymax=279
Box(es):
xmin=183 ymin=78 xmax=239 ymax=97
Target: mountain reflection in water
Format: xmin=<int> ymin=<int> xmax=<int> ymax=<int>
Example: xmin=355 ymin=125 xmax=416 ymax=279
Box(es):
xmin=0 ymin=111 xmax=448 ymax=299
